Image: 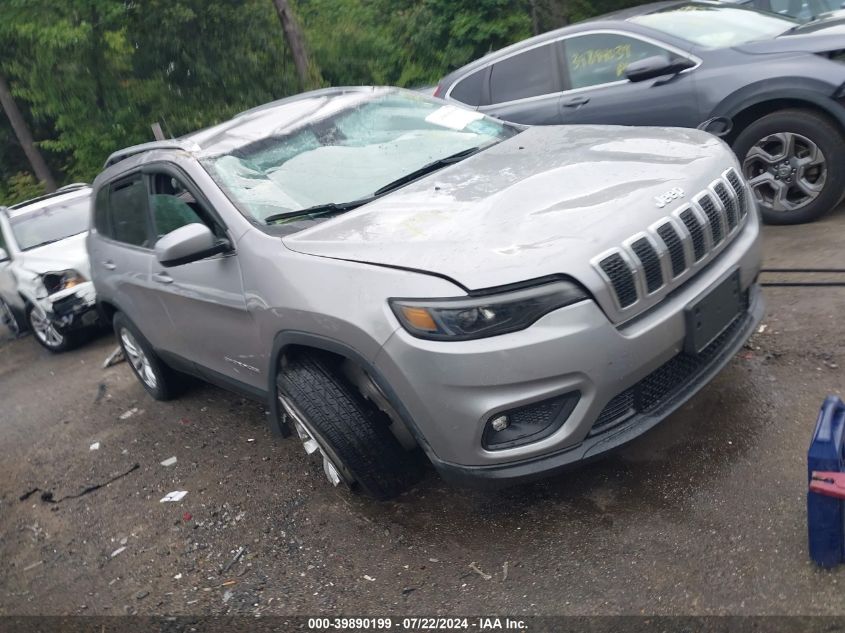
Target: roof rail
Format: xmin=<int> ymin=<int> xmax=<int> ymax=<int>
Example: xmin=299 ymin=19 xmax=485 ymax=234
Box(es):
xmin=57 ymin=182 xmax=90 ymax=192
xmin=103 ymin=140 xmax=201 ymax=169
xmin=8 ymin=183 xmax=91 ymax=210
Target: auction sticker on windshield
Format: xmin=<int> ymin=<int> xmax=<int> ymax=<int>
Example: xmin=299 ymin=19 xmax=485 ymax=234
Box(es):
xmin=425 ymin=105 xmax=485 ymax=130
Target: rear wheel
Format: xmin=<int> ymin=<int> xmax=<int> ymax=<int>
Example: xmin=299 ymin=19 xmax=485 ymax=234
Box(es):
xmin=113 ymin=312 xmax=185 ymax=400
xmin=277 ymin=351 xmax=423 ymax=500
xmin=733 ymin=109 xmax=845 ymax=225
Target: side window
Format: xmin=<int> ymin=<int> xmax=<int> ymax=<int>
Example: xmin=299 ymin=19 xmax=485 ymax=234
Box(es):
xmin=450 ymin=68 xmax=487 ymax=106
xmin=149 ymin=173 xmax=224 ymax=240
xmin=564 ymin=34 xmax=676 ymax=90
xmin=489 ymin=43 xmax=558 ymax=104
xmin=108 ymin=176 xmax=152 ymax=247
xmin=93 ymin=186 xmax=111 ymax=236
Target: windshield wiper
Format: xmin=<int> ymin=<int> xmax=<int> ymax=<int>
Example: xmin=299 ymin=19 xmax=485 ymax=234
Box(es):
xmin=264 ymin=198 xmax=374 ymax=225
xmin=264 ymin=145 xmax=488 ymax=225
xmin=372 ymin=145 xmax=486 ymax=197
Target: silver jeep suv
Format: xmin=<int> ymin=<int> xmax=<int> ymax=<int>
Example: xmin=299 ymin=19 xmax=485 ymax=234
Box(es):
xmin=88 ymin=87 xmax=763 ymax=499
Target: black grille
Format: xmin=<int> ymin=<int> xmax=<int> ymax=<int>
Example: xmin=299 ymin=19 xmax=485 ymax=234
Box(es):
xmin=679 ymin=208 xmax=706 ymax=261
xmin=714 ymin=181 xmax=738 ymax=231
xmin=591 ymin=391 xmax=635 ymax=434
xmin=591 ymin=291 xmax=750 ymax=434
xmin=697 ymin=193 xmax=723 ymax=245
xmin=726 ymin=170 xmax=748 ymax=218
xmin=630 ymin=238 xmax=663 ymax=293
xmin=656 ymin=222 xmax=686 ymax=278
xmin=599 ymin=253 xmax=637 ymax=308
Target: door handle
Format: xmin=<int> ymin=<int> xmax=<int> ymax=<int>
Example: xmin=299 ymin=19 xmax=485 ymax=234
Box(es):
xmin=563 ymin=96 xmax=591 ymax=108
xmin=102 ymin=260 xmax=117 ymax=270
xmin=152 ymin=272 xmax=173 ymax=285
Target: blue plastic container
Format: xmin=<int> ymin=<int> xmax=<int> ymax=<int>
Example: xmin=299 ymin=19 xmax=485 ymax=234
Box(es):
xmin=807 ymin=396 xmax=845 ymax=567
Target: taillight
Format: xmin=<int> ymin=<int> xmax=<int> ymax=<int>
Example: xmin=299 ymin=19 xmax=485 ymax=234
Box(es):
xmin=433 ymin=84 xmax=444 ymax=98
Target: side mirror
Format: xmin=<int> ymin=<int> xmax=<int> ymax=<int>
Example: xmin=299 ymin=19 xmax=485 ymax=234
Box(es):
xmin=624 ymin=56 xmax=696 ymax=83
xmin=155 ymin=223 xmax=230 ymax=268
xmin=0 ymin=247 xmax=9 ymax=263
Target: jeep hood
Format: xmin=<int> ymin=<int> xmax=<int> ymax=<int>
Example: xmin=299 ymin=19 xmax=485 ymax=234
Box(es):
xmin=283 ymin=126 xmax=737 ymax=291
xmin=16 ymin=232 xmax=91 ymax=278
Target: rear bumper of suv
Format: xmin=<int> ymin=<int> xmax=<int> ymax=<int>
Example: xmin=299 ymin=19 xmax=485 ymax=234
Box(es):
xmin=373 ymin=216 xmax=762 ymax=485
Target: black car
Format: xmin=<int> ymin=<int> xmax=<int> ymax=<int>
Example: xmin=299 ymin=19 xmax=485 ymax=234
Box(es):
xmin=436 ymin=1 xmax=845 ymax=224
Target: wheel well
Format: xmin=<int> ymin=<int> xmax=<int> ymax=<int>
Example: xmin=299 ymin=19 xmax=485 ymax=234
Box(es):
xmin=279 ymin=344 xmax=418 ymax=451
xmin=97 ymin=300 xmax=118 ymax=326
xmin=725 ymin=99 xmax=845 ymax=145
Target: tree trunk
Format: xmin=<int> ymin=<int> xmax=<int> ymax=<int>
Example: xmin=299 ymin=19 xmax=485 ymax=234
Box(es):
xmin=0 ymin=74 xmax=56 ymax=192
xmin=530 ymin=0 xmax=541 ymax=35
xmin=271 ymin=0 xmax=321 ymax=90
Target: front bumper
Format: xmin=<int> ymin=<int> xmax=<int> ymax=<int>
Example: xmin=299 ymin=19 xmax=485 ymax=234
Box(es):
xmin=430 ymin=285 xmax=763 ymax=486
xmin=42 ymin=281 xmax=99 ymax=332
xmin=373 ymin=216 xmax=762 ymax=485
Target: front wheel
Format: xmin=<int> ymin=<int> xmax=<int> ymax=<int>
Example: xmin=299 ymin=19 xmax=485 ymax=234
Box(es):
xmin=733 ymin=109 xmax=845 ymax=225
xmin=277 ymin=352 xmax=423 ymax=500
xmin=27 ymin=305 xmax=79 ymax=352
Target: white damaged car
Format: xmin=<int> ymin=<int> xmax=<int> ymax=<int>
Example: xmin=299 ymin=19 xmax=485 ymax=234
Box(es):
xmin=0 ymin=184 xmax=100 ymax=351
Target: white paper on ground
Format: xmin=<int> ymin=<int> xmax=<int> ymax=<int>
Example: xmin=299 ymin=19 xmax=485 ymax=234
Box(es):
xmin=160 ymin=490 xmax=188 ymax=503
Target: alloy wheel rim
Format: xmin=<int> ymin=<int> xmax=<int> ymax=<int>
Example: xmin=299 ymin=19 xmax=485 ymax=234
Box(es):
xmin=0 ymin=300 xmax=19 ymax=337
xmin=30 ymin=307 xmax=63 ymax=348
xmin=120 ymin=328 xmax=157 ymax=390
xmin=278 ymin=394 xmax=349 ymax=487
xmin=743 ymin=131 xmax=827 ymax=213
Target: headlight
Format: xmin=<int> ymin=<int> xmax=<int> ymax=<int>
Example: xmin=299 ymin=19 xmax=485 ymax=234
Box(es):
xmin=389 ymin=280 xmax=588 ymax=341
xmin=42 ymin=269 xmax=86 ymax=295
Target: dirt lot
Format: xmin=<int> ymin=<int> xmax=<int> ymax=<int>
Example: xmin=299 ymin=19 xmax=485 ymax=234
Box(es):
xmin=0 ymin=212 xmax=844 ymax=618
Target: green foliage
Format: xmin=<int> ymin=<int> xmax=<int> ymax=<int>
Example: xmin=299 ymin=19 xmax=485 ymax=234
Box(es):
xmin=0 ymin=0 xmax=643 ymax=204
xmin=0 ymin=172 xmax=46 ymax=206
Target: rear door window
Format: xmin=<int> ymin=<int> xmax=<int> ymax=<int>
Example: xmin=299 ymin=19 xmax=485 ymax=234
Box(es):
xmin=108 ymin=175 xmax=152 ymax=247
xmin=489 ymin=43 xmax=559 ymax=104
xmin=563 ymin=33 xmax=675 ymax=90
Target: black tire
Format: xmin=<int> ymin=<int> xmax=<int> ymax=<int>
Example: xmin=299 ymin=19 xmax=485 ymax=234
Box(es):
xmin=113 ymin=311 xmax=186 ymax=401
xmin=278 ymin=351 xmax=423 ymax=500
xmin=26 ymin=305 xmax=83 ymax=353
xmin=0 ymin=297 xmax=26 ymax=338
xmin=732 ymin=109 xmax=845 ymax=225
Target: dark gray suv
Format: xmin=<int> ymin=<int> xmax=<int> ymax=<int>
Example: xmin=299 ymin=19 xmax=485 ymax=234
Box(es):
xmin=437 ymin=1 xmax=845 ymax=225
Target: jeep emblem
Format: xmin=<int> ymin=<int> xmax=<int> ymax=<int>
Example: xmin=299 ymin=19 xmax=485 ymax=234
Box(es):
xmin=654 ymin=187 xmax=685 ymax=208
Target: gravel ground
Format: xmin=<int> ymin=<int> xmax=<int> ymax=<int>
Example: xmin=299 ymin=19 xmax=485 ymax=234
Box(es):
xmin=0 ymin=211 xmax=844 ymax=618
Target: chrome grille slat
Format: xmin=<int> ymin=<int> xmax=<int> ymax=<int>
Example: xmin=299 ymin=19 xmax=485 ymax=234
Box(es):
xmin=656 ymin=222 xmax=686 ymax=278
xmin=678 ymin=207 xmax=706 ymax=261
xmin=726 ymin=169 xmax=748 ymax=218
xmin=696 ymin=192 xmax=724 ymax=245
xmin=713 ymin=181 xmax=738 ymax=231
xmin=630 ymin=237 xmax=663 ymax=294
xmin=592 ymin=172 xmax=751 ymax=316
xmin=598 ymin=252 xmax=637 ymax=309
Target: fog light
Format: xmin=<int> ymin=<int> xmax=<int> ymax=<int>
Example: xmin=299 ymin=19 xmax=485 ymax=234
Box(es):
xmin=482 ymin=392 xmax=581 ymax=450
xmin=490 ymin=415 xmax=510 ymax=432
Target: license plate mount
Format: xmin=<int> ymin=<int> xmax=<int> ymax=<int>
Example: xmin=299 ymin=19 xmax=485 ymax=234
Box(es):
xmin=684 ymin=270 xmax=742 ymax=355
